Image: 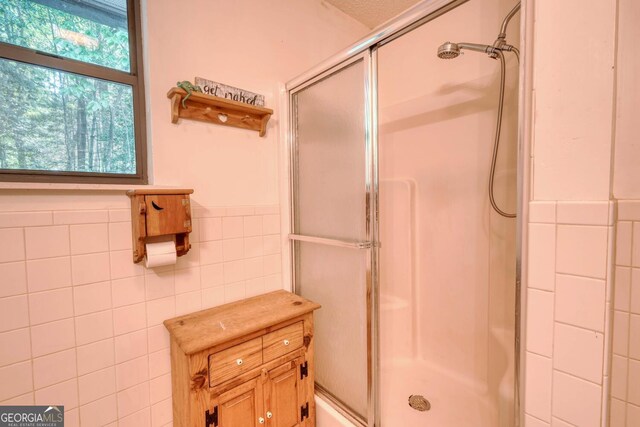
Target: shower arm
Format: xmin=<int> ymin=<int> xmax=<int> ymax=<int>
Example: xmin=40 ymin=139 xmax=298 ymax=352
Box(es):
xmin=490 ymin=2 xmax=521 ymax=58
xmin=455 ymin=43 xmax=519 ymax=62
xmin=457 ymin=42 xmax=499 ymax=55
xmin=498 ymin=3 xmax=521 ymax=40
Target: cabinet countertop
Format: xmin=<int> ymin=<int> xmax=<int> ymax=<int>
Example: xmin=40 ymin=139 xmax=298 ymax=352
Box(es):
xmin=164 ymin=290 xmax=321 ymax=355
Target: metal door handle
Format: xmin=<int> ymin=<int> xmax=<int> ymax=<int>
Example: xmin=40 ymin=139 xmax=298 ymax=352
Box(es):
xmin=289 ymin=234 xmax=372 ymax=249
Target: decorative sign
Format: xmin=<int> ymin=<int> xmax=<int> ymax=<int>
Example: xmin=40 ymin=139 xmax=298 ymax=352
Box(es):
xmin=194 ymin=77 xmax=265 ymax=107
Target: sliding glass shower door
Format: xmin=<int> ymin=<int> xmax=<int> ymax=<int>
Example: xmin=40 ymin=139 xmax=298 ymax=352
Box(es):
xmin=289 ymin=53 xmax=375 ymax=425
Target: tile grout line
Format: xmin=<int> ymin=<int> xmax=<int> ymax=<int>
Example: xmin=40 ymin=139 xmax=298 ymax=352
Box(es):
xmin=550 ymin=201 xmax=558 ymax=421
xmin=553 ymin=319 xmax=606 ymax=335
xmin=555 ymin=271 xmax=608 ymax=281
xmin=622 ymin=221 xmax=636 ymax=415
xmin=601 ymin=214 xmax=616 ymax=427
xmin=63 ymin=222 xmax=83 ymax=417
xmin=552 ymin=413 xmax=578 ymax=426
xmin=106 ymin=221 xmax=122 ymax=425
xmin=552 ymin=365 xmax=607 ymax=388
xmin=23 ymin=225 xmax=37 ymax=406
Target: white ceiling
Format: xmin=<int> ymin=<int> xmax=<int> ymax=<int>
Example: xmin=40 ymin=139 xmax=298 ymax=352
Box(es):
xmin=324 ymin=0 xmax=423 ymax=28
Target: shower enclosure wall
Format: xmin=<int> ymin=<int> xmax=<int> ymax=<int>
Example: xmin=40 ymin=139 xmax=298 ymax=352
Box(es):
xmin=287 ymin=0 xmax=521 ymax=425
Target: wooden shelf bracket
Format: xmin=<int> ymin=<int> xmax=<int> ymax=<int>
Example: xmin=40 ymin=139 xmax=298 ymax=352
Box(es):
xmin=167 ymin=88 xmax=273 ymax=137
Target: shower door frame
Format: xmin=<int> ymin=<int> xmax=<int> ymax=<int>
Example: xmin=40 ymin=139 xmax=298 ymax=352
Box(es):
xmin=285 ymin=0 xmax=529 ymax=425
xmin=288 ymin=51 xmax=377 ymax=426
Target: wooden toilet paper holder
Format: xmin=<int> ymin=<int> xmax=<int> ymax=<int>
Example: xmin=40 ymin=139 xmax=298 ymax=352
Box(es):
xmin=126 ymin=189 xmax=194 ymax=263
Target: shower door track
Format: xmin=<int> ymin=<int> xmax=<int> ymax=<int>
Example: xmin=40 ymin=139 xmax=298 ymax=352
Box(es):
xmin=286 ymin=0 xmax=527 ymax=426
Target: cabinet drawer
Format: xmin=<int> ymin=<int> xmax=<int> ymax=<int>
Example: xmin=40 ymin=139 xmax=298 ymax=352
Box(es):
xmin=263 ymin=322 xmax=304 ymax=363
xmin=209 ymin=337 xmax=263 ymax=386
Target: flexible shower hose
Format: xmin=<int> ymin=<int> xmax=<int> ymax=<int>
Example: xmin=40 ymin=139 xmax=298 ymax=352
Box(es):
xmin=488 ymin=49 xmax=517 ymax=218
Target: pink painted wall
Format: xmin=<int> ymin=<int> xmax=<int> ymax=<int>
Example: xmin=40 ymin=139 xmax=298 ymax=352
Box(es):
xmin=145 ymin=0 xmax=369 ymax=207
xmin=0 ymin=1 xmax=368 ymax=426
xmin=613 ymin=0 xmax=640 ymax=200
xmin=530 ymin=1 xmax=616 ymax=201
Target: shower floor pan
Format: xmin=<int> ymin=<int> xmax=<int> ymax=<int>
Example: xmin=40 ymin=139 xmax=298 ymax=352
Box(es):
xmin=380 ymin=359 xmax=512 ymax=426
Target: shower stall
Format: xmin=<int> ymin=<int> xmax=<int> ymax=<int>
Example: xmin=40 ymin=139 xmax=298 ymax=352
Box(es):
xmin=287 ymin=0 xmax=522 ymax=425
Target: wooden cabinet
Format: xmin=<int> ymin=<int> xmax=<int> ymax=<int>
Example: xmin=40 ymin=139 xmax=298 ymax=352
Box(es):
xmin=126 ymin=189 xmax=194 ymax=263
xmin=217 ymin=377 xmax=263 ymax=427
xmin=265 ymin=359 xmax=305 ymax=427
xmin=165 ymin=291 xmax=320 ymax=427
xmin=144 ymin=194 xmax=192 ymax=237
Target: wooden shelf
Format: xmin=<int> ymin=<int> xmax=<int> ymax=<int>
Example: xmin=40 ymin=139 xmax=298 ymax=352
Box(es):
xmin=167 ymin=88 xmax=273 ymax=137
xmin=126 ymin=188 xmax=194 ymax=196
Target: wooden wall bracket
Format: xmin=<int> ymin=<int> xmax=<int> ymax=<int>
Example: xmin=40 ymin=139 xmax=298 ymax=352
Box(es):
xmin=167 ymin=88 xmax=273 ymax=137
xmin=126 ymin=189 xmax=195 ymax=263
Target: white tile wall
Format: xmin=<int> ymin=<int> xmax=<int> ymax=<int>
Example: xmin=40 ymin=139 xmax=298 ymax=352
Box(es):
xmin=0 ymin=204 xmax=282 ymax=426
xmin=526 ymin=289 xmax=554 ymax=356
xmin=555 ymin=274 xmax=606 ymax=332
xmin=32 ymin=348 xmax=77 ymax=389
xmin=35 ymin=378 xmax=78 ymax=411
xmin=553 ymin=323 xmax=604 ymax=384
xmin=25 ymin=225 xmax=70 ymax=260
xmin=0 ymin=261 xmax=27 ymax=297
xmin=525 ymin=351 xmax=553 ymax=421
xmin=26 ymin=257 xmax=71 ymax=292
xmin=528 ymin=223 xmax=557 ymax=291
xmin=526 ymin=201 xmax=614 ymax=427
xmin=556 ymin=225 xmax=609 ymax=279
xmin=552 ymin=371 xmax=602 ymax=427
xmin=0 ymin=328 xmax=31 ymax=366
xmin=610 ymin=200 xmax=640 ymax=426
xmin=0 ymin=228 xmax=25 ymax=263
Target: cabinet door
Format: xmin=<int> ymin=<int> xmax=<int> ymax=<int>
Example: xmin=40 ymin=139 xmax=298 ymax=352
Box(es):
xmin=144 ymin=194 xmax=191 ymax=236
xmin=217 ymin=376 xmax=264 ymax=427
xmin=265 ymin=358 xmax=306 ymax=427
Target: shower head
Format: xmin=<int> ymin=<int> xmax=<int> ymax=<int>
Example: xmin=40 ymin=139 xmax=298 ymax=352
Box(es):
xmin=437 ymin=42 xmax=497 ymax=59
xmin=438 ymin=2 xmax=521 ymax=60
xmin=437 ymin=42 xmax=460 ymax=59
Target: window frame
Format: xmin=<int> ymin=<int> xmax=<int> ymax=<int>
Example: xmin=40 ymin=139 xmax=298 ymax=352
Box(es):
xmin=0 ymin=0 xmax=148 ymax=184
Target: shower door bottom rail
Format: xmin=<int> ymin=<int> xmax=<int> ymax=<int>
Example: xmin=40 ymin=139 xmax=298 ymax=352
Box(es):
xmin=289 ymin=233 xmax=373 ymax=250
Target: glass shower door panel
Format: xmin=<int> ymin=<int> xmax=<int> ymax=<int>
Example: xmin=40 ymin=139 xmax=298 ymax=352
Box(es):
xmin=292 ymin=56 xmax=370 ymax=421
xmin=296 ymin=242 xmax=369 ymax=418
xmin=294 ymin=59 xmax=367 ymax=241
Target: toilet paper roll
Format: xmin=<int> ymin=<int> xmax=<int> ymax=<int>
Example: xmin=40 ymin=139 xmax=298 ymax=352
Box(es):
xmin=145 ymin=241 xmax=177 ymax=268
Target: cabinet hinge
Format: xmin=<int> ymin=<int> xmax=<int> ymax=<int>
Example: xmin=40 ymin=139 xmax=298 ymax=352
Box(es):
xmin=300 ymin=402 xmax=309 ymax=421
xmin=300 ymin=361 xmax=308 ymax=380
xmin=205 ymin=406 xmax=218 ymax=427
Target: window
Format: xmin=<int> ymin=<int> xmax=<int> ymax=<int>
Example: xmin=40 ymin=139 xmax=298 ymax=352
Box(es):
xmin=0 ymin=0 xmax=146 ymax=183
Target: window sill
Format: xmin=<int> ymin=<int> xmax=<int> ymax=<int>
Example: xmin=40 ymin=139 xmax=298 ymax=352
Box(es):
xmin=0 ymin=182 xmax=184 ymax=192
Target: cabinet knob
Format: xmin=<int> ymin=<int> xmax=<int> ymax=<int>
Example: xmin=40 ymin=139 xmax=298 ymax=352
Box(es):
xmin=259 ymin=417 xmax=265 ymax=424
xmin=236 ymin=358 xmax=243 ymax=366
xmin=283 ymin=339 xmax=290 ymax=346
xmin=266 ymin=411 xmax=273 ymax=419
